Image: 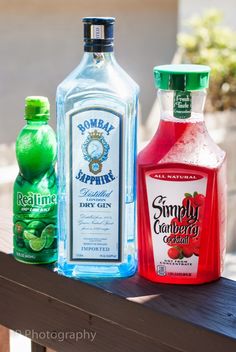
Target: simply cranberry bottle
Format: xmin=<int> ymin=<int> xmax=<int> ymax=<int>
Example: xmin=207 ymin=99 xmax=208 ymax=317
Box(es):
xmin=138 ymin=65 xmax=226 ymax=284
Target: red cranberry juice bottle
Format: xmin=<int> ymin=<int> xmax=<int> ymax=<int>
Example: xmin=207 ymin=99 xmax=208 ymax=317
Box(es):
xmin=138 ymin=65 xmax=226 ymax=284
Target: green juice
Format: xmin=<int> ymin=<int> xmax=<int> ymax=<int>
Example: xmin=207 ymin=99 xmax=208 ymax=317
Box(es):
xmin=13 ymin=96 xmax=57 ymax=264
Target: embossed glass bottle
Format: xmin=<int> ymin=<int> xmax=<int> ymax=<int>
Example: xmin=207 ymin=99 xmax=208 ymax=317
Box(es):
xmin=56 ymin=17 xmax=139 ymax=278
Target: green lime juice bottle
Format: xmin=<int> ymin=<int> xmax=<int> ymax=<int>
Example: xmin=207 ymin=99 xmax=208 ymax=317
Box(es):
xmin=13 ymin=96 xmax=57 ymax=264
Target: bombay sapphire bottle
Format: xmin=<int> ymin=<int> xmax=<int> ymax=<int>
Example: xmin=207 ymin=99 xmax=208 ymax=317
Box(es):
xmin=56 ymin=17 xmax=139 ymax=278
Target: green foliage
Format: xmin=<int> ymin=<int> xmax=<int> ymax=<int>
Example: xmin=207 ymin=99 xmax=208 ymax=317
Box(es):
xmin=178 ymin=9 xmax=236 ymax=112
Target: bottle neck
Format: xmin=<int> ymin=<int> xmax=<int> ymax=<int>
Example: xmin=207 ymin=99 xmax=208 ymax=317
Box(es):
xmin=80 ymin=51 xmax=116 ymax=67
xmin=26 ymin=120 xmax=48 ymax=126
xmin=84 ymin=43 xmax=114 ymax=53
xmin=83 ymin=20 xmax=114 ymax=52
xmin=158 ymin=89 xmax=206 ymax=122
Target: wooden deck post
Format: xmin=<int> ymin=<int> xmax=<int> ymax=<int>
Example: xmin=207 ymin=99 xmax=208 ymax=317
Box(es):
xmin=0 ymin=325 xmax=9 ymax=352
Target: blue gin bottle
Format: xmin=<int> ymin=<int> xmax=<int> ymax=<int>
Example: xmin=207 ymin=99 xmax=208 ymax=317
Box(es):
xmin=56 ymin=17 xmax=139 ymax=278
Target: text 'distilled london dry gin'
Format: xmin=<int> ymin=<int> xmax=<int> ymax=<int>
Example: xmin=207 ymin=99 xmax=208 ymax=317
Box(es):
xmin=138 ymin=65 xmax=226 ymax=284
xmin=56 ymin=17 xmax=139 ymax=278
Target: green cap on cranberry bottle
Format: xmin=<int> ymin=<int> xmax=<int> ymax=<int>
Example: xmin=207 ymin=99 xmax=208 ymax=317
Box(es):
xmin=25 ymin=96 xmax=50 ymax=121
xmin=153 ymin=64 xmax=210 ymax=119
xmin=153 ymin=64 xmax=210 ymax=91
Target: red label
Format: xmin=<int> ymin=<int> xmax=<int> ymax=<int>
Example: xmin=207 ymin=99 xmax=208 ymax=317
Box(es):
xmin=146 ymin=168 xmax=208 ymax=278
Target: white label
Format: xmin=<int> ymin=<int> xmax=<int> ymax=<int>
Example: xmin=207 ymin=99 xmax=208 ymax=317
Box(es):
xmin=146 ymin=168 xmax=207 ymax=278
xmin=91 ymin=25 xmax=105 ymax=39
xmin=66 ymin=107 xmax=122 ymax=262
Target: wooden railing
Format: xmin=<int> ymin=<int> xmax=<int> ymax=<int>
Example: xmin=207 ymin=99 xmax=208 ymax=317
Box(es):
xmin=0 ymin=208 xmax=236 ymax=352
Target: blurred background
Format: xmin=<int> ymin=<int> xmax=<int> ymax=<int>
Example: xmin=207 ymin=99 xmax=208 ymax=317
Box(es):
xmin=1 ymin=1 xmax=236 ymax=272
xmin=1 ymin=1 xmax=236 ymax=349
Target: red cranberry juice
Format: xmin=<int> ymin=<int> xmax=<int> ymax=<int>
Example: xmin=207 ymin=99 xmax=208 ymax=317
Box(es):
xmin=138 ymin=119 xmax=226 ymax=284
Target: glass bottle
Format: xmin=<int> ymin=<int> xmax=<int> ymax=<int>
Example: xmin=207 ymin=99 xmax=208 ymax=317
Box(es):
xmin=56 ymin=17 xmax=139 ymax=278
xmin=138 ymin=65 xmax=226 ymax=284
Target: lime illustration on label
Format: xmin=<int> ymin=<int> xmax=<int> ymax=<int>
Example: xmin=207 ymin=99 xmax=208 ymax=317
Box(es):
xmin=13 ymin=97 xmax=57 ymax=264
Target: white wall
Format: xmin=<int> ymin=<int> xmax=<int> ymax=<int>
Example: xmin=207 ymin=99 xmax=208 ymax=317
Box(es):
xmin=179 ymin=0 xmax=236 ymax=31
xmin=0 ymin=0 xmax=178 ymax=144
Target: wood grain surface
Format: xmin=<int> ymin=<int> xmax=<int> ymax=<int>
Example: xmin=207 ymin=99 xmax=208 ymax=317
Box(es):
xmin=0 ymin=209 xmax=236 ymax=352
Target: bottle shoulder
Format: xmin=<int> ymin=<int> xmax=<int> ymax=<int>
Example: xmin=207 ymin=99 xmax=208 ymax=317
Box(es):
xmin=57 ymin=58 xmax=139 ymax=103
xmin=138 ymin=121 xmax=225 ymax=169
xmin=16 ymin=124 xmax=56 ymax=145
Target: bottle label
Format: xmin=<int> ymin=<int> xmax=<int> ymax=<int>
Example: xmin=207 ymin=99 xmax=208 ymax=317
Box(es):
xmin=66 ymin=107 xmax=122 ymax=263
xmin=174 ymin=91 xmax=192 ymax=119
xmin=91 ymin=25 xmax=105 ymax=39
xmin=145 ymin=168 xmax=207 ymax=278
xmin=13 ymin=169 xmax=57 ymax=264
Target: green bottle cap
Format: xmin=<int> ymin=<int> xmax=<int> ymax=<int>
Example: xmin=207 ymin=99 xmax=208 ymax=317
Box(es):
xmin=25 ymin=96 xmax=50 ymax=121
xmin=153 ymin=64 xmax=211 ymax=91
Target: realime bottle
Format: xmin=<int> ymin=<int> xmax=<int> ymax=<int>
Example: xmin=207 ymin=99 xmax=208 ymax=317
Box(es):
xmin=138 ymin=65 xmax=226 ymax=284
xmin=57 ymin=17 xmax=139 ymax=278
xmin=13 ymin=97 xmax=57 ymax=264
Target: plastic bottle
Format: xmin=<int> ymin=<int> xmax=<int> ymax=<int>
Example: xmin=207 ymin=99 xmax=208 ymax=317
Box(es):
xmin=13 ymin=96 xmax=57 ymax=264
xmin=138 ymin=65 xmax=226 ymax=284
